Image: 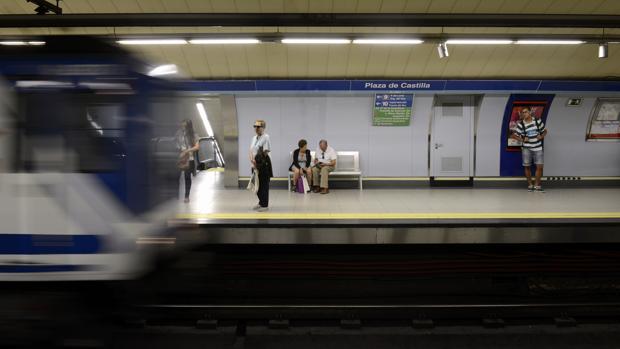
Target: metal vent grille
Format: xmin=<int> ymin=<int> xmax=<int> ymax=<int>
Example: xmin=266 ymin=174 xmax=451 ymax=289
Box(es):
xmin=442 ymin=102 xmax=464 ymax=117
xmin=441 ymin=156 xmax=463 ymax=172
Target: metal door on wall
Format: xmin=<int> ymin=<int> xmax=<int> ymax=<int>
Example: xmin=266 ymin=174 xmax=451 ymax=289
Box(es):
xmin=430 ymin=95 xmax=474 ymax=178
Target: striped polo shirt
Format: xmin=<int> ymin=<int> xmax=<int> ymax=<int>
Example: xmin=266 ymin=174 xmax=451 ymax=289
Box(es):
xmin=515 ymin=118 xmax=546 ymax=151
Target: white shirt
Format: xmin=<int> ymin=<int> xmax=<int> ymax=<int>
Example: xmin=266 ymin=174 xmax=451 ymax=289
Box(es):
xmin=250 ymin=133 xmax=271 ymax=156
xmin=315 ymin=146 xmax=337 ymax=165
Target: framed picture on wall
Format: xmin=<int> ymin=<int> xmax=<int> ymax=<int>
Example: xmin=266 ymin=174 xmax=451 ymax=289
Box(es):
xmin=586 ymin=98 xmax=620 ymax=141
xmin=506 ymin=101 xmax=549 ymax=151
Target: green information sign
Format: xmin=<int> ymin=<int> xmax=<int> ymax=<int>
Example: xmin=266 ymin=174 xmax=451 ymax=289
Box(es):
xmin=372 ymin=94 xmax=414 ymax=126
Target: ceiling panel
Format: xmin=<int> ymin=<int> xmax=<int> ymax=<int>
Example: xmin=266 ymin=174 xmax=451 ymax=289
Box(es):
xmin=3 ymin=0 xmax=620 ymax=14
xmin=326 ymin=45 xmax=352 ymax=77
xmin=1 ymin=0 xmax=620 ymax=79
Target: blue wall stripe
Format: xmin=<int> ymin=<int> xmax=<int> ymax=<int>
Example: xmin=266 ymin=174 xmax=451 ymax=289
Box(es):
xmin=256 ymin=80 xmax=351 ymax=91
xmin=445 ymin=80 xmax=541 ymax=91
xmin=0 ymin=234 xmax=102 ymax=255
xmin=176 ymin=79 xmax=620 ymax=92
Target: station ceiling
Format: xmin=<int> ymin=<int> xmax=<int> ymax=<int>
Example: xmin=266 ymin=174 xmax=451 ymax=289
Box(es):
xmin=1 ymin=0 xmax=620 ymax=80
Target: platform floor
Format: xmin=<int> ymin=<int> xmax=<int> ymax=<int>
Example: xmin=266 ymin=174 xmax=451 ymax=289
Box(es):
xmin=174 ymin=170 xmax=620 ymax=222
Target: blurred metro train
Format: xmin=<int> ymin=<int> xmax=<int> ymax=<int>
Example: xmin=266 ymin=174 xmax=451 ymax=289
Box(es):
xmin=0 ymin=37 xmax=183 ymax=281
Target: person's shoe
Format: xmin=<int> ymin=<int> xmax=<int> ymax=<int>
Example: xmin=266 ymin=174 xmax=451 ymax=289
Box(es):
xmin=527 ymin=185 xmax=534 ymax=192
xmin=256 ymin=206 xmax=269 ymax=212
xmin=534 ymin=186 xmax=545 ymax=193
xmin=184 ymin=198 xmax=190 ymax=203
xmin=312 ymin=186 xmax=320 ymax=193
xmin=252 ymin=204 xmax=261 ymax=210
xmin=320 ymin=187 xmax=329 ymax=194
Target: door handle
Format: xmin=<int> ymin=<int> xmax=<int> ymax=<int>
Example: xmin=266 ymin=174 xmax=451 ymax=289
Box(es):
xmin=434 ymin=143 xmax=443 ymax=149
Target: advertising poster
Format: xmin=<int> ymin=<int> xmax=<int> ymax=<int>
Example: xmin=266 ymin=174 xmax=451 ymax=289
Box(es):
xmin=587 ymin=98 xmax=620 ymax=140
xmin=506 ymin=101 xmax=548 ymax=151
xmin=373 ymin=94 xmax=413 ymax=126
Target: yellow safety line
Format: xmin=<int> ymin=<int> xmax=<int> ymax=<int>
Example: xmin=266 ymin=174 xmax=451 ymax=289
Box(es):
xmin=176 ymin=212 xmax=620 ymax=220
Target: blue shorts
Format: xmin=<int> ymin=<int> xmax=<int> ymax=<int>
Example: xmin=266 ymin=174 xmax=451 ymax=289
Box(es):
xmin=522 ymin=148 xmax=544 ymax=166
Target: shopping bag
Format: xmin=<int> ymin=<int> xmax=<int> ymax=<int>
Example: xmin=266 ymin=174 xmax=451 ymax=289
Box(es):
xmin=246 ymin=170 xmax=259 ymax=194
xmin=296 ymin=177 xmax=305 ymax=193
xmin=301 ymin=175 xmax=310 ymax=194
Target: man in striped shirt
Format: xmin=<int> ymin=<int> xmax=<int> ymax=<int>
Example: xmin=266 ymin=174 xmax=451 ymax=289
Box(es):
xmin=511 ymin=107 xmax=548 ymax=192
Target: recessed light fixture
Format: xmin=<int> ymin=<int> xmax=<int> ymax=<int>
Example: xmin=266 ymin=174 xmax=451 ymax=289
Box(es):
xmin=189 ymin=39 xmax=260 ymax=44
xmin=445 ymin=39 xmax=513 ymax=45
xmin=352 ymin=39 xmax=424 ymax=45
xmin=117 ymin=39 xmax=188 ymax=45
xmin=516 ymin=40 xmax=585 ymax=45
xmin=598 ymin=43 xmax=608 ymax=58
xmin=281 ymin=38 xmax=351 ymax=44
xmin=437 ymin=42 xmax=449 ymax=58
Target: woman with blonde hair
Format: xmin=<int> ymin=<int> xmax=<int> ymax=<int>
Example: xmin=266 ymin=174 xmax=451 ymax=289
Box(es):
xmin=249 ymin=119 xmax=272 ymax=211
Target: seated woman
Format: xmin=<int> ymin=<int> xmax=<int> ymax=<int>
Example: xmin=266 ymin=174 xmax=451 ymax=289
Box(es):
xmin=289 ymin=139 xmax=312 ymax=191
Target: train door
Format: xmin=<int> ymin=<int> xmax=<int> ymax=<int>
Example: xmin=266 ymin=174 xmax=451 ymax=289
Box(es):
xmin=430 ymin=95 xmax=474 ymax=178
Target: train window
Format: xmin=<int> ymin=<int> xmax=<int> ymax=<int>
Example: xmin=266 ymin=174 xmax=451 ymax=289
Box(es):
xmin=17 ymin=93 xmax=126 ymax=172
xmin=586 ymin=98 xmax=620 ymax=141
xmin=86 ymin=104 xmax=124 ymax=138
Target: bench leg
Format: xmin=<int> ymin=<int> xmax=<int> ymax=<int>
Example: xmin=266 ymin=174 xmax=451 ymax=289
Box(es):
xmin=359 ymin=176 xmax=363 ymax=190
xmin=288 ymin=173 xmax=291 ymax=191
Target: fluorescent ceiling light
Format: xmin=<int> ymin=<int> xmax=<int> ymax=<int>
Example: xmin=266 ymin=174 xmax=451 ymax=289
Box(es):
xmin=0 ymin=41 xmax=28 ymax=46
xmin=516 ymin=40 xmax=584 ymax=45
xmin=196 ymin=102 xmax=214 ymax=137
xmin=353 ymin=39 xmax=423 ymax=45
xmin=281 ymin=38 xmax=351 ymax=44
xmin=15 ymin=80 xmax=74 ymax=88
xmin=148 ymin=64 xmax=178 ymax=76
xmin=189 ymin=38 xmax=260 ymax=44
xmin=445 ymin=39 xmax=513 ymax=45
xmin=117 ymin=39 xmax=187 ymax=45
xmin=0 ymin=41 xmax=45 ymax=46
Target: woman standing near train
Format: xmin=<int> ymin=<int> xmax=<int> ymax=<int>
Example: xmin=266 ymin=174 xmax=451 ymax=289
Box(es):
xmin=176 ymin=119 xmax=200 ymax=203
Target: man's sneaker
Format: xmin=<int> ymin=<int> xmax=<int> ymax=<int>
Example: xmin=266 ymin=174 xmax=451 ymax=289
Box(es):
xmin=256 ymin=206 xmax=269 ymax=212
xmin=252 ymin=204 xmax=261 ymax=210
xmin=527 ymin=185 xmax=534 ymax=192
xmin=534 ymin=186 xmax=545 ymax=193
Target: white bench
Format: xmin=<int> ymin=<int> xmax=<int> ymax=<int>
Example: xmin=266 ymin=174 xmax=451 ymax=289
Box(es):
xmin=288 ymin=151 xmax=363 ymax=191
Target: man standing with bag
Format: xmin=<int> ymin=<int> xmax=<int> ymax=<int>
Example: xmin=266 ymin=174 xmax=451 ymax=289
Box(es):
xmin=511 ymin=107 xmax=548 ymax=192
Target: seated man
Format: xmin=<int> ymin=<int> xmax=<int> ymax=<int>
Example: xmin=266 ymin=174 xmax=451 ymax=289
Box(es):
xmin=311 ymin=139 xmax=337 ymax=194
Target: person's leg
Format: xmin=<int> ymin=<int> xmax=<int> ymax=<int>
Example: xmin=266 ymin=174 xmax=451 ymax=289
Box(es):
xmin=524 ymin=166 xmax=532 ymax=185
xmin=257 ymin=172 xmax=270 ymax=208
xmin=522 ymin=148 xmax=533 ymax=189
xmin=184 ymin=169 xmax=192 ymax=201
xmin=535 ymin=165 xmax=544 ymax=187
xmin=534 ymin=150 xmax=544 ymax=188
xmin=312 ymin=166 xmax=320 ymax=191
xmin=304 ymin=167 xmax=312 ymax=184
xmin=292 ymin=167 xmax=300 ymax=189
xmin=320 ymin=166 xmax=330 ymax=192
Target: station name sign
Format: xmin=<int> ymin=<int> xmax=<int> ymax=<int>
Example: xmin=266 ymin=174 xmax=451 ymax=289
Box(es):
xmin=351 ymin=80 xmax=443 ymax=91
